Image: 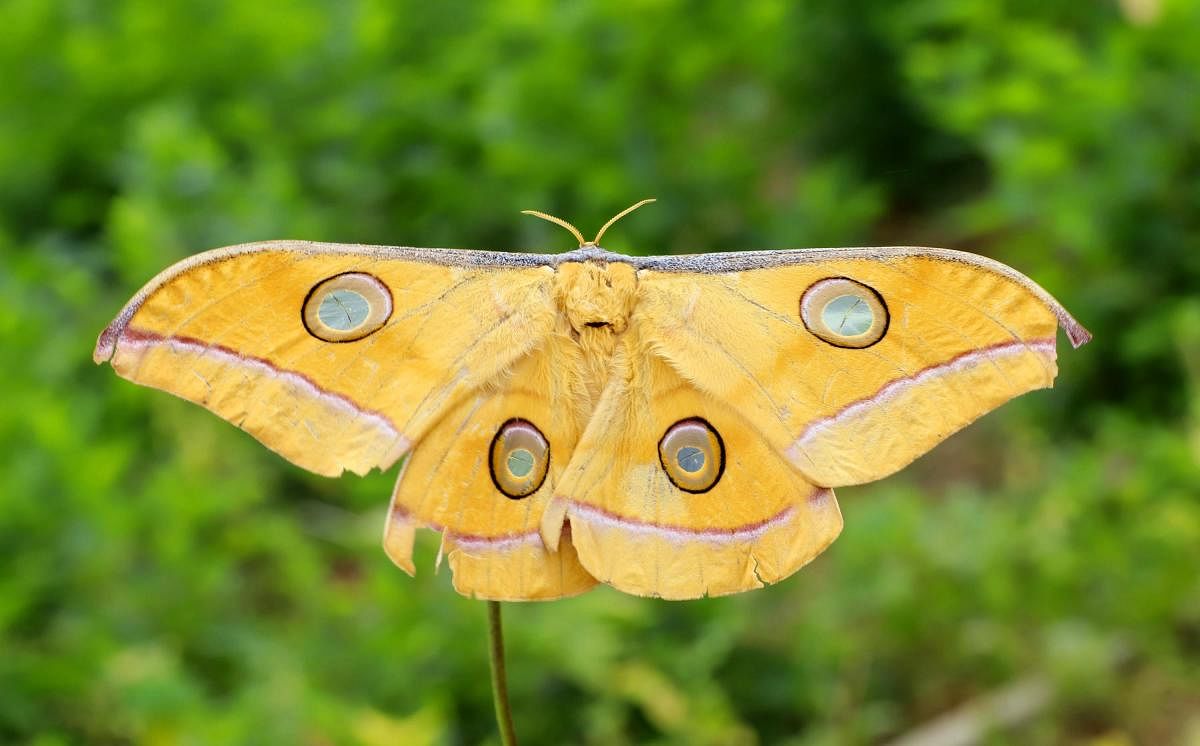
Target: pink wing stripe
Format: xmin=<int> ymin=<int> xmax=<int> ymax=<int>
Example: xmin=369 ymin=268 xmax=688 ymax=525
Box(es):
xmin=388 ymin=505 xmax=543 ymax=551
xmin=118 ymin=328 xmax=406 ymax=449
xmin=567 ymin=491 xmax=833 ymax=545
xmin=792 ymin=339 xmax=1057 ymax=451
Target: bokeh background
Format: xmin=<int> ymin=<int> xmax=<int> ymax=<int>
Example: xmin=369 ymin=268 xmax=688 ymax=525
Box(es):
xmin=3 ymin=1 xmax=1199 ymax=744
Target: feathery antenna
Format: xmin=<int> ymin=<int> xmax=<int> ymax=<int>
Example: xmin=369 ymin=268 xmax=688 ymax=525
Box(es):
xmin=521 ymin=198 xmax=656 ymax=247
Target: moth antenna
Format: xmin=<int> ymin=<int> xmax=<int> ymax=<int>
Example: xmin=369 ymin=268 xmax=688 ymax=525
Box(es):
xmin=520 ymin=209 xmax=588 ymax=247
xmin=592 ymin=198 xmax=656 ymax=246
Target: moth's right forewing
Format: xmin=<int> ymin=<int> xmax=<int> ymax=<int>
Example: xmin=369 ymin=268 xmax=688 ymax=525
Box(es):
xmin=634 ymin=248 xmax=1089 ymax=487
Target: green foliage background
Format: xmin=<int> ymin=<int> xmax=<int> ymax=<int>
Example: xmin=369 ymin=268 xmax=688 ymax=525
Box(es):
xmin=3 ymin=1 xmax=1198 ymax=744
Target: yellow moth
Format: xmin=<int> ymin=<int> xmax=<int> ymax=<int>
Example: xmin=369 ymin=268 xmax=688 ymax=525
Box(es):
xmin=95 ymin=201 xmax=1090 ymax=600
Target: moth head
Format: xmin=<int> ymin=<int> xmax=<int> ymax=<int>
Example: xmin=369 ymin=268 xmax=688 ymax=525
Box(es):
xmin=800 ymin=277 xmax=889 ymax=348
xmin=302 ymin=273 xmax=392 ymax=342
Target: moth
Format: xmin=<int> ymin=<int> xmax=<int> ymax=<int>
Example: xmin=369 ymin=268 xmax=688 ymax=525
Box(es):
xmin=94 ymin=200 xmax=1091 ymax=601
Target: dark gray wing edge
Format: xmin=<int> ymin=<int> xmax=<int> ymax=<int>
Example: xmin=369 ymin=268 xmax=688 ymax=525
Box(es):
xmin=629 ymin=246 xmax=1092 ymax=349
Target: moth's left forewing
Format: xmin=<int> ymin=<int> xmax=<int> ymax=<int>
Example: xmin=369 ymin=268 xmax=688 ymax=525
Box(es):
xmin=636 ymin=248 xmax=1089 ymax=487
xmin=95 ymin=241 xmax=557 ymax=478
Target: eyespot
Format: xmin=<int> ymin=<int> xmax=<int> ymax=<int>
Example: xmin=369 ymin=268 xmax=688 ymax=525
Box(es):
xmin=303 ymin=273 xmax=392 ymax=342
xmin=800 ymin=277 xmax=888 ymax=348
xmin=489 ymin=419 xmax=550 ymax=499
xmin=658 ymin=418 xmax=725 ymax=493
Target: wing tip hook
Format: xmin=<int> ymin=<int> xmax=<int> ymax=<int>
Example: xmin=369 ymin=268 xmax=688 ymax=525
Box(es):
xmin=1059 ymin=311 xmax=1093 ymax=349
xmin=95 ymin=299 xmax=141 ymax=364
xmin=93 ymin=321 xmax=120 ymax=363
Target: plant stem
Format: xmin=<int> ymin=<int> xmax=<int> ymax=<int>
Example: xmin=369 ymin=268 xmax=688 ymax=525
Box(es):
xmin=487 ymin=600 xmax=518 ymax=746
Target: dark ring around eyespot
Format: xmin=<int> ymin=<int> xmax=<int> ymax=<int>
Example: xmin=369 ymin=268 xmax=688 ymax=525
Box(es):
xmin=489 ymin=418 xmax=550 ymax=500
xmin=658 ymin=417 xmax=725 ymax=494
xmin=799 ymin=276 xmax=890 ymax=349
xmin=302 ymin=272 xmax=393 ymax=343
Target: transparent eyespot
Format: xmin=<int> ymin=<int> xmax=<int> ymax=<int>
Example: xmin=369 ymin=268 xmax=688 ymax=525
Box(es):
xmin=507 ymin=448 xmax=535 ymax=478
xmin=658 ymin=418 xmax=725 ymax=493
xmin=800 ymin=277 xmax=888 ymax=348
xmin=303 ymin=273 xmax=392 ymax=342
xmin=319 ymin=289 xmax=371 ymax=331
xmin=489 ymin=419 xmax=550 ymax=499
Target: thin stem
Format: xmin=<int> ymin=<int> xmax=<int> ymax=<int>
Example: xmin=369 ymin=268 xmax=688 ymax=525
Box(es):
xmin=487 ymin=600 xmax=518 ymax=746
